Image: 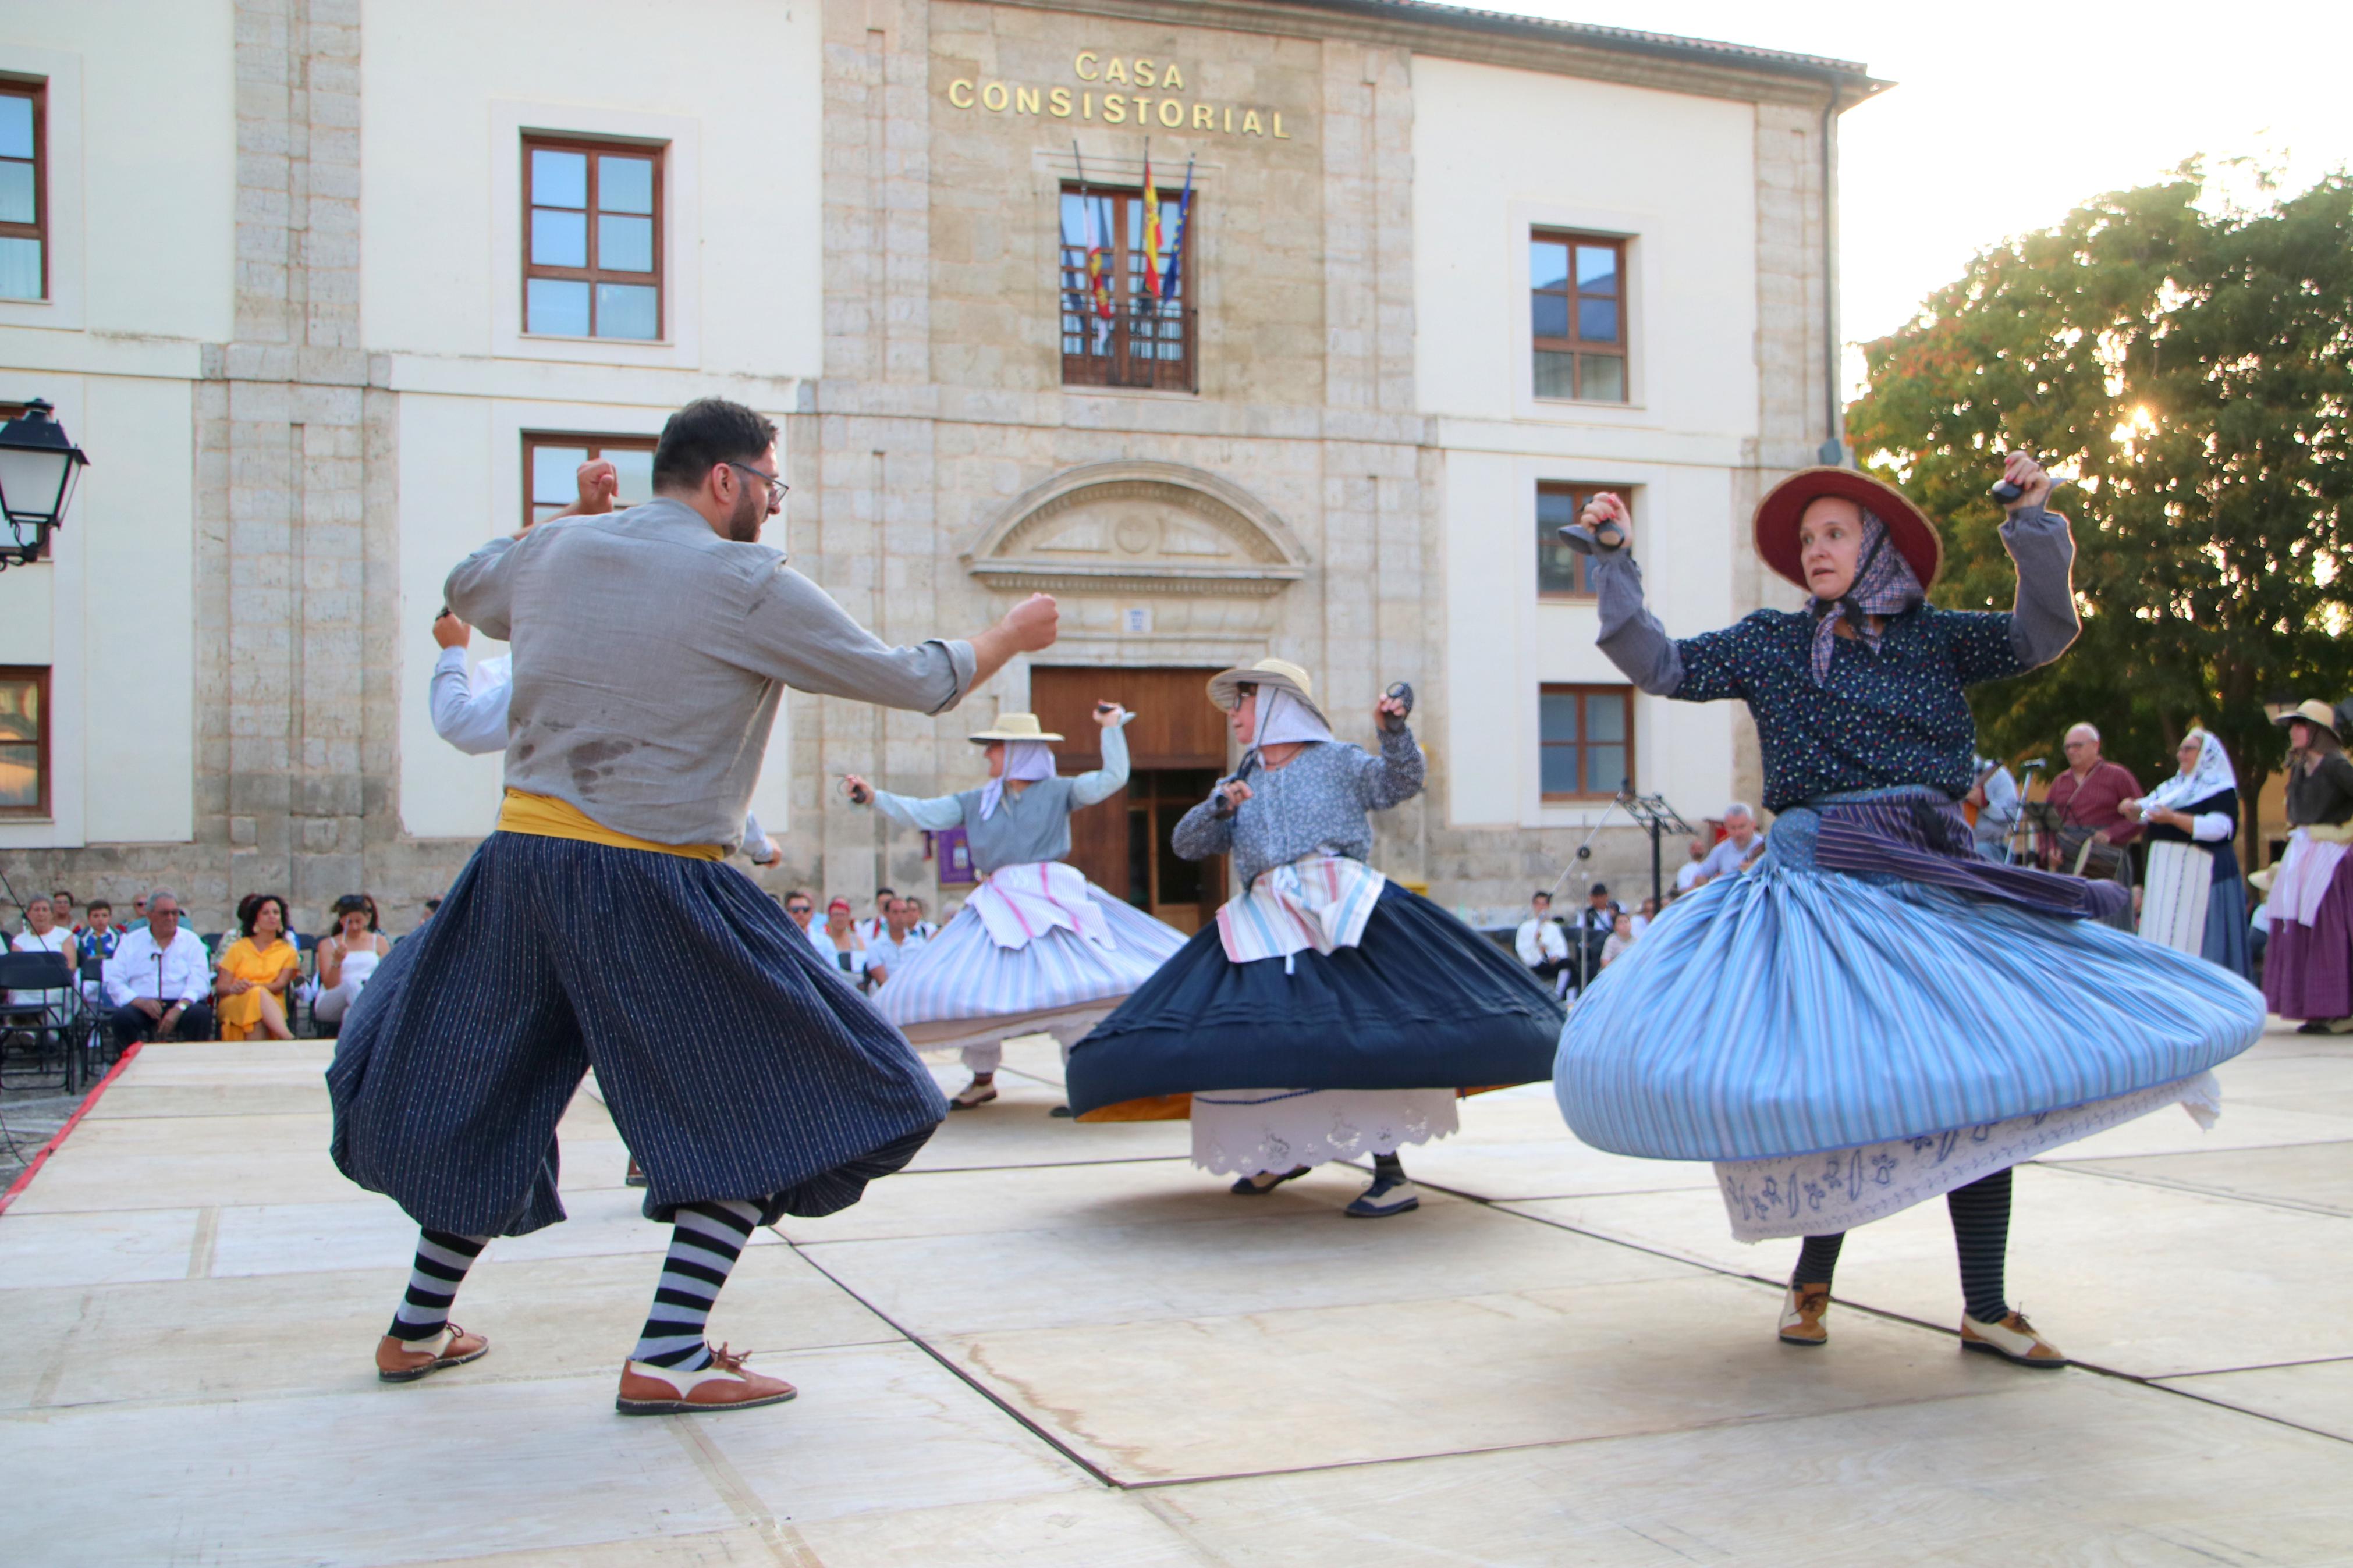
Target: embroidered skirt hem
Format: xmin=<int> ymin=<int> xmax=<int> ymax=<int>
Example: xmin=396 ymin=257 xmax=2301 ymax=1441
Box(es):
xmin=1190 ymin=1088 xmax=1460 ymax=1175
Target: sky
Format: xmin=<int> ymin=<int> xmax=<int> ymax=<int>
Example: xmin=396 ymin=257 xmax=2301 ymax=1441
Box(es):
xmin=1500 ymin=0 xmax=2353 ymax=395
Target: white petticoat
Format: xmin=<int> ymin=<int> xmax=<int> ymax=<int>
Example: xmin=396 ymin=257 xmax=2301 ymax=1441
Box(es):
xmin=1189 ymin=1087 xmax=1459 ymax=1176
xmin=1715 ymin=1071 xmax=2221 ymax=1242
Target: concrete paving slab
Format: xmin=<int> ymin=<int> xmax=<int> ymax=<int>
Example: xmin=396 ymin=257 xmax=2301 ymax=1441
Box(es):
xmin=799 ymin=1198 xmax=1693 ymax=1337
xmin=938 ymin=1271 xmax=2021 ymax=1484
xmin=904 ymin=1073 xmax=1191 ymax=1171
xmin=1148 ymin=1375 xmax=2353 ymax=1567
xmin=0 ymin=1204 xmax=205 ymax=1288
xmin=1510 ymin=1164 xmax=2353 ymax=1379
xmin=774 ymin=1155 xmax=1343 ymax=1245
xmin=2158 ymin=1357 xmax=2353 ymax=1443
xmin=2064 ymin=1140 xmax=2353 ymax=1215
xmin=2035 ymin=1097 xmax=2353 ymax=1161
xmin=81 ymin=1081 xmax=331 ymax=1118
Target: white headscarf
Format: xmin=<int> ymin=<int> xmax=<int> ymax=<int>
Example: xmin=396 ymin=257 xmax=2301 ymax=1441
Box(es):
xmin=1252 ymin=687 xmax=1334 ymax=750
xmin=978 ymin=738 xmax=1057 ymax=820
xmin=2143 ymin=729 xmax=2238 ymax=813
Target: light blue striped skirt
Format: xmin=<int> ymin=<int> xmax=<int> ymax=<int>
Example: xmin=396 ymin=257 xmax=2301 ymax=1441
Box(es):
xmin=1555 ymin=796 xmax=2267 ymax=1165
xmin=874 ymin=872 xmax=1189 ymax=1051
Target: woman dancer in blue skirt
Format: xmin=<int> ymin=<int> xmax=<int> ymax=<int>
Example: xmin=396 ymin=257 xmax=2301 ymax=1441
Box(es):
xmin=1556 ymin=453 xmax=2265 ymax=1367
xmin=1066 ymin=659 xmax=1563 ymax=1217
xmin=843 ymin=705 xmax=1188 ymax=1110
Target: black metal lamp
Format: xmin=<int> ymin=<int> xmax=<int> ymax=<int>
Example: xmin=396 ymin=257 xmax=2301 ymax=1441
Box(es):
xmin=0 ymin=399 xmax=89 ymax=570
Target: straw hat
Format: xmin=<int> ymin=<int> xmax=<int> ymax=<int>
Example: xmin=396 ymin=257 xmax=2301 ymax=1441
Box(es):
xmin=2274 ymin=699 xmax=2340 ymax=740
xmin=1205 ymin=657 xmax=1329 ymax=728
xmin=967 ymin=712 xmax=1063 ymax=744
xmin=1753 ymin=467 xmax=1943 ymax=593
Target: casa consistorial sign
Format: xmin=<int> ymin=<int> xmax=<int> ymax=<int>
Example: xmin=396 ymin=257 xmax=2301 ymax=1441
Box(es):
xmin=946 ymin=51 xmax=1299 ymax=138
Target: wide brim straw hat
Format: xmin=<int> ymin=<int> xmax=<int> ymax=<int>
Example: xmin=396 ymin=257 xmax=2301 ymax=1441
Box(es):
xmin=967 ymin=712 xmax=1063 ymax=744
xmin=1753 ymin=466 xmax=1944 ymax=593
xmin=1205 ymin=657 xmax=1330 ymax=728
xmin=2274 ymin=699 xmax=2340 ymax=739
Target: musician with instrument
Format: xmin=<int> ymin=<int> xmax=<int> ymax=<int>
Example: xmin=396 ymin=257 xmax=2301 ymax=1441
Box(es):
xmin=1063 ymin=658 xmax=1561 ymax=1218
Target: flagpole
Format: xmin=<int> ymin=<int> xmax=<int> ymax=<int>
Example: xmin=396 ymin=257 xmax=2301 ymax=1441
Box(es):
xmin=1071 ymin=140 xmax=1109 ymax=354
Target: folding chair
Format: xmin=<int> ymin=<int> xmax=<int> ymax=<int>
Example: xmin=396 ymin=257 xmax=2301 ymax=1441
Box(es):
xmin=290 ymin=932 xmax=318 ymax=1037
xmin=0 ymin=950 xmax=81 ymax=1091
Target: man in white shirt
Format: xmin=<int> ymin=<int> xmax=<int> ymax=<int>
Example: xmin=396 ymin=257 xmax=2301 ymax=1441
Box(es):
xmin=901 ymin=895 xmax=939 ymax=941
xmin=1674 ymin=837 xmax=1709 ymax=895
xmin=1969 ymin=758 xmax=2021 ymax=865
xmin=867 ymin=896 xmax=929 ymax=987
xmin=1513 ymin=891 xmax=1570 ymax=997
xmin=1692 ymin=803 xmax=1768 ymax=887
xmin=782 ymin=891 xmax=830 ymax=955
xmin=103 ymin=887 xmax=215 ymax=1046
xmin=856 ymin=888 xmax=896 ymax=945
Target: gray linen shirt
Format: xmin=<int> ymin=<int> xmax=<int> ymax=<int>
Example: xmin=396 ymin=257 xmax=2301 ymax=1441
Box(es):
xmin=1172 ymin=726 xmax=1425 ymax=890
xmin=445 ymin=497 xmax=976 ymax=848
xmin=869 ymin=724 xmax=1129 ymax=874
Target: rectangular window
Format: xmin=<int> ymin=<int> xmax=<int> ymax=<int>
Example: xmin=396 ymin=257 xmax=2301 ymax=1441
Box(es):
xmin=0 ymin=666 xmax=48 ymax=818
xmin=523 ymin=433 xmax=657 ymax=528
xmin=1531 ymin=232 xmax=1626 ymax=403
xmin=0 ymin=82 xmax=45 ymax=302
xmin=523 ymin=136 xmax=663 ymax=340
xmin=1058 ymin=184 xmax=1195 ymax=392
xmin=1536 ymin=483 xmax=1631 ymax=598
xmin=1540 ymin=684 xmax=1633 ymax=801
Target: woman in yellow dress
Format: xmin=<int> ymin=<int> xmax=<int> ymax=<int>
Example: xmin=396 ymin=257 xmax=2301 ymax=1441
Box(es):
xmin=215 ymin=893 xmax=301 ymax=1040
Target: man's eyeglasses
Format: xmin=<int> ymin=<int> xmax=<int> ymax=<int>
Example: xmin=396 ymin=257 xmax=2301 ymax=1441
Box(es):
xmin=725 ymin=462 xmax=789 ymax=507
xmin=786 ymin=904 xmax=812 ymax=916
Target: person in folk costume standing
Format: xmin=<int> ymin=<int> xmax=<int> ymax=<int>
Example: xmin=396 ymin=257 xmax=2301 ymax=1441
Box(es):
xmin=843 ymin=704 xmax=1188 ymax=1112
xmin=2258 ymin=700 xmax=2353 ymax=1033
xmin=2121 ymin=729 xmax=2253 ymax=979
xmin=327 ymin=397 xmax=1062 ymax=1416
xmin=1554 ymin=454 xmax=2263 ymax=1367
xmin=1064 ymin=660 xmax=1563 ymax=1218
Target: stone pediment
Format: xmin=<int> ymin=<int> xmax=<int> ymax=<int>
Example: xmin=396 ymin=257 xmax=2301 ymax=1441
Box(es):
xmin=961 ymin=461 xmax=1308 ymax=598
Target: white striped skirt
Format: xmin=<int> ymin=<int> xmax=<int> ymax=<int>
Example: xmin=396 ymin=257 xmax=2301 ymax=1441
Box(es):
xmin=874 ymin=872 xmax=1189 ymax=1053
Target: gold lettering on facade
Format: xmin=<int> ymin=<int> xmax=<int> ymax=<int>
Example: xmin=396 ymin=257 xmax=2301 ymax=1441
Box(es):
xmin=1134 ymin=58 xmax=1156 ymax=87
xmin=1242 ymin=109 xmax=1263 ymax=136
xmin=1273 ymin=112 xmax=1289 ymax=139
xmin=1103 ymin=94 xmax=1126 ymax=123
xmin=1225 ymin=106 xmax=1233 ymax=132
xmin=1158 ymin=98 xmax=1183 ymax=127
xmin=1083 ymin=90 xmax=1093 ymax=118
xmin=1017 ymin=85 xmax=1041 ymax=113
xmin=949 ymin=78 xmax=975 ymax=108
xmin=1074 ymin=51 xmax=1099 ymax=79
xmin=1103 ymin=56 xmax=1129 ymax=84
xmin=944 ymin=52 xmax=1303 ymax=141
xmin=1193 ymin=102 xmax=1214 ymax=130
xmin=1050 ymin=86 xmax=1073 ymax=118
xmin=1162 ymin=62 xmax=1184 ymax=90
xmin=982 ymin=80 xmax=1010 ymax=111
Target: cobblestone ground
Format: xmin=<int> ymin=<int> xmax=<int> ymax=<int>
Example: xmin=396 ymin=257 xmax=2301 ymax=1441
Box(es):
xmin=0 ymin=1086 xmax=77 ymax=1186
xmin=4 ymin=1027 xmax=2351 ymax=1565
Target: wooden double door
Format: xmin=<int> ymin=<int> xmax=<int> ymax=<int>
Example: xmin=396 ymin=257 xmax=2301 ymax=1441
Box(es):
xmin=1031 ymin=666 xmax=1229 ymax=934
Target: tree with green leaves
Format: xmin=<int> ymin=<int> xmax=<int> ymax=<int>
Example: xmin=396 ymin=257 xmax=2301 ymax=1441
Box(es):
xmin=1848 ymin=166 xmax=2353 ymax=870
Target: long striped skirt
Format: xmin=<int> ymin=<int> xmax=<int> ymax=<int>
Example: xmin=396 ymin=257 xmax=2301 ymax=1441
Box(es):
xmin=326 ymin=831 xmax=946 ymax=1238
xmin=1556 ymin=790 xmax=2266 ymax=1239
xmin=872 ymin=872 xmax=1189 ymax=1052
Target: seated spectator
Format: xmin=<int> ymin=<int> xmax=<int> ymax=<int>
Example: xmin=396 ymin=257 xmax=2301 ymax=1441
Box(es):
xmin=903 ymin=894 xmax=939 ymax=940
xmin=1693 ymin=803 xmax=1768 ymax=886
xmin=215 ymin=894 xmax=301 ymax=1041
xmin=50 ymin=888 xmax=77 ymax=938
xmin=1632 ymin=895 xmax=1659 ymax=937
xmin=127 ymin=894 xmax=149 ymax=931
xmin=782 ymin=890 xmax=828 ymax=954
xmin=1600 ymin=910 xmax=1639 ymax=968
xmin=857 ymin=887 xmax=897 ymax=945
xmin=418 ymin=895 xmax=442 ymax=924
xmin=1674 ymin=838 xmax=1709 ymax=895
xmin=8 ymin=894 xmax=80 ymax=1026
xmin=104 ymin=888 xmax=214 ymax=1046
xmin=867 ymin=895 xmax=930 ymax=987
xmin=1514 ymin=890 xmax=1570 ymax=996
xmin=813 ymin=897 xmax=878 ymax=991
xmin=314 ymin=893 xmax=392 ymax=1034
xmin=80 ymin=900 xmax=122 ymax=960
xmin=1564 ymin=883 xmax=1622 ymax=992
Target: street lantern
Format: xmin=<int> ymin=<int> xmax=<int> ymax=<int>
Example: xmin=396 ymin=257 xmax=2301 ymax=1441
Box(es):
xmin=0 ymin=399 xmax=89 ymax=570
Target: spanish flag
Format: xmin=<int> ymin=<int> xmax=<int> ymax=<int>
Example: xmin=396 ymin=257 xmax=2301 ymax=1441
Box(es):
xmin=1083 ymin=195 xmax=1112 ymax=319
xmin=1140 ymin=154 xmax=1166 ymax=301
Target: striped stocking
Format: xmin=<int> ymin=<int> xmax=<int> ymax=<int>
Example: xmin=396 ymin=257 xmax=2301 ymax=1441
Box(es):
xmin=388 ymin=1228 xmax=488 ymax=1341
xmin=631 ymin=1199 xmax=765 ymax=1371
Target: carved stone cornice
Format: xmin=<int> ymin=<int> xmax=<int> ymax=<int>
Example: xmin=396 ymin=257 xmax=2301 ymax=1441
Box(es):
xmin=962 ymin=460 xmax=1309 ymax=601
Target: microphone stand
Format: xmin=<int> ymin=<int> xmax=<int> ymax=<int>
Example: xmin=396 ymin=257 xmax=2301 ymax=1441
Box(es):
xmin=2004 ymin=759 xmax=2048 ymax=866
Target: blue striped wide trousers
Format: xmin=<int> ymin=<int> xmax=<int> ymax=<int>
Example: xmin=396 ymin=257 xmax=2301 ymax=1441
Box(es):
xmin=327 ymin=831 xmax=947 ymax=1236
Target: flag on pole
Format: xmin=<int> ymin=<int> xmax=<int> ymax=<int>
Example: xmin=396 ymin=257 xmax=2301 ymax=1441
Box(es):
xmin=1160 ymin=157 xmax=1195 ymax=304
xmin=1140 ymin=145 xmax=1166 ymax=302
xmin=1083 ymin=194 xmax=1112 ymax=321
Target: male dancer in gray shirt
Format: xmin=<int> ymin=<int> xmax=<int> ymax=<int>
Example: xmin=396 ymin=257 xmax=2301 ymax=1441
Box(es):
xmin=329 ymin=397 xmax=1059 ymax=1417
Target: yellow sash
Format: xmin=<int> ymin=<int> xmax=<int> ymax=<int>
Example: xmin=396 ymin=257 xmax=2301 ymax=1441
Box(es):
xmin=2302 ymin=821 xmax=2353 ymax=845
xmin=496 ymin=790 xmax=725 ymax=861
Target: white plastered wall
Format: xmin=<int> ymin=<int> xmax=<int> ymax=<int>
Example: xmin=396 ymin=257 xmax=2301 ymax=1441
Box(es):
xmin=1414 ymin=54 xmax=1759 ymax=828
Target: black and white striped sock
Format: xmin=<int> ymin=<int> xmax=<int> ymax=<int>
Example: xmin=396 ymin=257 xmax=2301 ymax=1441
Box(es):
xmin=631 ymin=1199 xmax=764 ymax=1371
xmin=388 ymin=1228 xmax=488 ymax=1342
xmin=1947 ymin=1167 xmax=2013 ymax=1323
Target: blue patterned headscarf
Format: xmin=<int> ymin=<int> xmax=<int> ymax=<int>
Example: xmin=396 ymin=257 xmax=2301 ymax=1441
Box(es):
xmin=1806 ymin=509 xmax=1924 ymax=686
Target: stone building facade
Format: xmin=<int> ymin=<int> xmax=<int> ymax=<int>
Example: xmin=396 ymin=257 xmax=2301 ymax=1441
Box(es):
xmin=0 ymin=0 xmax=1878 ymax=937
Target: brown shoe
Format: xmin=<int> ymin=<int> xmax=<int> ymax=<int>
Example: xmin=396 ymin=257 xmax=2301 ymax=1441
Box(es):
xmin=1778 ymin=1282 xmax=1832 ymax=1346
xmin=376 ymin=1324 xmax=490 ymax=1383
xmin=616 ymin=1343 xmax=798 ymax=1416
xmin=1960 ymin=1310 xmax=2070 ymax=1369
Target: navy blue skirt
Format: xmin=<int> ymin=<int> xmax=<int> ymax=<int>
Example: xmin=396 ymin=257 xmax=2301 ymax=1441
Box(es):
xmin=1064 ymin=882 xmax=1563 ymax=1117
xmin=327 ymin=831 xmax=946 ymax=1237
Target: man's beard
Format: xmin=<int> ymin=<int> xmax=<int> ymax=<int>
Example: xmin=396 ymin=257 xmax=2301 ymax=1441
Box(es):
xmin=726 ymin=488 xmax=765 ymax=543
